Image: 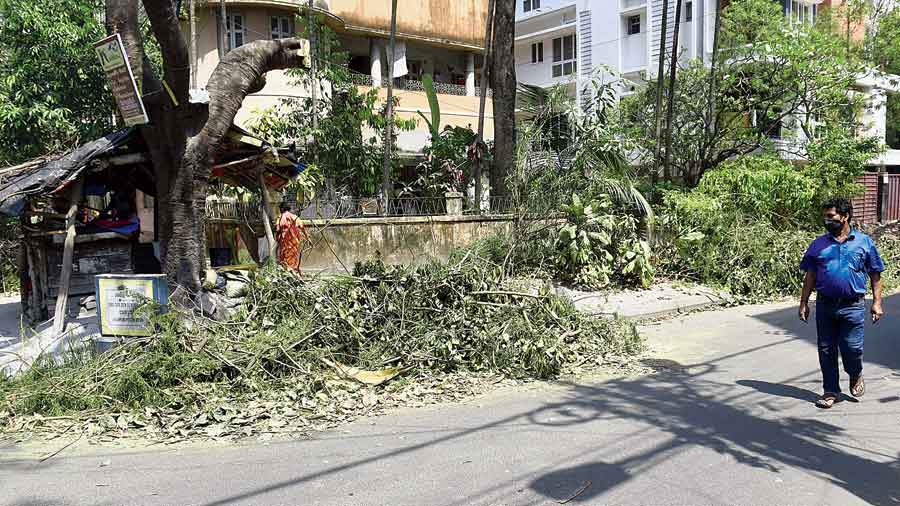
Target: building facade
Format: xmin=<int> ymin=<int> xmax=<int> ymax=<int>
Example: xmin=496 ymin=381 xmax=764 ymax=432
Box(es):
xmin=189 ymin=0 xmax=493 ymax=154
xmin=514 ymin=0 xmax=900 ymax=168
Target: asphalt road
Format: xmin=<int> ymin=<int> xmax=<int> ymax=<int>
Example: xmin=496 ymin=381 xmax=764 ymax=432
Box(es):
xmin=3 ymin=296 xmax=900 ymax=506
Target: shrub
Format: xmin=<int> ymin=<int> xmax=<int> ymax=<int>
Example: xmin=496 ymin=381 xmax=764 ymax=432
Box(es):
xmin=660 ymin=220 xmax=815 ymax=297
xmin=694 ymin=156 xmax=818 ymax=228
xmin=554 ymin=194 xmax=654 ymax=289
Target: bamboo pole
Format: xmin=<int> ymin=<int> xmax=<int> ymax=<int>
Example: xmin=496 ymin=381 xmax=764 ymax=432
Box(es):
xmin=257 ymin=170 xmax=277 ymax=263
xmin=219 ymin=0 xmax=227 ymax=59
xmin=381 ymin=0 xmax=399 ymax=214
xmin=474 ymin=0 xmax=496 ymax=215
xmin=52 ymin=179 xmax=84 ymax=335
xmin=662 ymin=0 xmax=684 ymax=181
xmin=653 ymin=0 xmax=671 ymax=183
xmin=190 ymin=0 xmax=197 ymax=89
xmin=308 ymin=0 xmax=319 ymax=151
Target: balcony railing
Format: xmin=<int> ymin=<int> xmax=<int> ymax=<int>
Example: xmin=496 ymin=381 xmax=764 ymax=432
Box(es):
xmin=348 ymin=72 xmax=490 ymax=97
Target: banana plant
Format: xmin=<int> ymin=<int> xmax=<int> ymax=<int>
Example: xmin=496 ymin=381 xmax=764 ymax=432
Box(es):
xmin=417 ymin=73 xmax=441 ymax=140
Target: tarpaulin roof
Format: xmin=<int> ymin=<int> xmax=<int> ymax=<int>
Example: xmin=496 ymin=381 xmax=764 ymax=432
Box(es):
xmin=0 ymin=125 xmax=301 ymax=217
xmin=0 ymin=129 xmax=136 ymax=217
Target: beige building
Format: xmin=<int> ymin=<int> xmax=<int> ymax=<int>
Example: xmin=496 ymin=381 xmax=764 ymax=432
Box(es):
xmin=189 ymin=0 xmax=493 ymax=154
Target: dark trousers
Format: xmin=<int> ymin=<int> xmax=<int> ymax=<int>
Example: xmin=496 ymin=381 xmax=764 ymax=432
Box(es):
xmin=815 ymin=297 xmax=865 ymax=394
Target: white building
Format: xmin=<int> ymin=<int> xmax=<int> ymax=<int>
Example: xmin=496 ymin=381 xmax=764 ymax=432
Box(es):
xmin=514 ymin=0 xmax=900 ymax=167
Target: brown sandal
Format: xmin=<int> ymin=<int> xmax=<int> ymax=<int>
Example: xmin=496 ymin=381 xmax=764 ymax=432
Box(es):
xmin=816 ymin=393 xmax=839 ymax=409
xmin=851 ymin=376 xmax=866 ymax=398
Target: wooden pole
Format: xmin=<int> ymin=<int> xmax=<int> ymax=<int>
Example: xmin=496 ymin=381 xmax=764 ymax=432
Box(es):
xmin=52 ymin=179 xmax=84 ymax=336
xmin=307 ymin=0 xmax=320 ymax=207
xmin=190 ymin=0 xmax=197 ymax=89
xmin=258 ymin=170 xmax=277 ymax=263
xmin=653 ymin=0 xmax=671 ymax=183
xmin=219 ymin=0 xmax=228 ymax=60
xmin=382 ymin=0 xmax=399 ymax=214
xmin=308 ymin=0 xmax=319 ymax=141
xmin=702 ymin=0 xmax=723 ymax=183
xmin=475 ymin=0 xmax=496 ymax=215
xmin=663 ymin=0 xmax=684 ymax=182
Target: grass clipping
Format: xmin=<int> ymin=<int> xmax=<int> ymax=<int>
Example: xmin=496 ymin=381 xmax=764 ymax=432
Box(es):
xmin=0 ymin=256 xmax=642 ymax=443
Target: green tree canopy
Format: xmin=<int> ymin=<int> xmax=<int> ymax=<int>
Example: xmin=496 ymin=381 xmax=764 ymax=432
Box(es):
xmin=620 ymin=0 xmax=866 ymax=185
xmin=0 ymin=0 xmax=113 ymax=165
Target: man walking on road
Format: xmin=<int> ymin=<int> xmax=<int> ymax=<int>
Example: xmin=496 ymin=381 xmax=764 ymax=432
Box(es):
xmin=799 ymin=198 xmax=885 ymax=409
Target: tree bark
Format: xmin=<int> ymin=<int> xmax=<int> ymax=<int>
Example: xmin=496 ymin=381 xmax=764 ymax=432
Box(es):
xmin=653 ymin=0 xmax=671 ymax=183
xmin=475 ymin=0 xmax=496 ymax=215
xmin=382 ymin=0 xmax=399 ymax=210
xmin=663 ymin=0 xmax=683 ymax=182
xmin=107 ymin=0 xmax=311 ymax=295
xmin=490 ymin=0 xmax=517 ymax=205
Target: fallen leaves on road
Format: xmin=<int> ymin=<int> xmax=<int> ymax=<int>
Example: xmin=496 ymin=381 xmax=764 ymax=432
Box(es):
xmin=4 ymin=371 xmax=517 ymax=447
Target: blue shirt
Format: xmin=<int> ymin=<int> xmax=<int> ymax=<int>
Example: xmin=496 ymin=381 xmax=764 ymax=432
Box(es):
xmin=800 ymin=229 xmax=885 ymax=299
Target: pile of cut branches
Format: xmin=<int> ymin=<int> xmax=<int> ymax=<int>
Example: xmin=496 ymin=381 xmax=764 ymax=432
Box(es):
xmin=0 ymin=255 xmax=642 ymax=442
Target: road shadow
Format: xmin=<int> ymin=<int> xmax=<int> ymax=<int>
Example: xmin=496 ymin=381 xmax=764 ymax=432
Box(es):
xmin=193 ymin=301 xmax=900 ymax=506
xmin=751 ymin=293 xmax=900 ymax=372
xmin=530 ymin=462 xmax=629 ymax=504
xmin=736 ymin=379 xmax=819 ymax=403
xmin=522 ymin=371 xmax=900 ymax=505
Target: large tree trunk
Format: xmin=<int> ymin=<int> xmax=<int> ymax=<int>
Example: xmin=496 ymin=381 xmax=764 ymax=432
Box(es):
xmin=490 ymin=0 xmax=516 ymax=206
xmin=107 ymin=0 xmax=309 ymax=296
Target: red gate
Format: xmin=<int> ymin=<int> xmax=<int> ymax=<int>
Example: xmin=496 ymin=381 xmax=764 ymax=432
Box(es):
xmin=883 ymin=174 xmax=900 ymax=223
xmin=853 ymin=173 xmax=880 ymax=224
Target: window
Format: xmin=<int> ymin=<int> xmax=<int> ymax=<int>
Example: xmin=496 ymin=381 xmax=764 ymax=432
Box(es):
xmin=551 ymin=34 xmax=576 ymax=77
xmin=684 ymin=2 xmax=693 ymax=22
xmin=271 ymin=16 xmax=293 ymax=39
xmin=524 ymin=0 xmax=540 ymax=12
xmin=226 ymin=14 xmax=245 ymax=50
xmin=784 ymin=0 xmax=816 ymax=25
xmin=627 ymin=15 xmax=641 ymax=35
xmin=531 ymin=42 xmax=544 ymax=63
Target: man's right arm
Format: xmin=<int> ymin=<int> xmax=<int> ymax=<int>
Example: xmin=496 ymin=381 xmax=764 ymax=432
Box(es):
xmin=800 ymin=270 xmax=816 ymax=322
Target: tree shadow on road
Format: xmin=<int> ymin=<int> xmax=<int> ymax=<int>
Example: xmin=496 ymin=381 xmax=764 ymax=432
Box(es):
xmin=198 ymin=299 xmax=900 ymax=506
xmin=530 ymin=461 xmax=629 ymax=504
xmin=736 ymin=379 xmax=819 ymax=403
xmin=524 ymin=370 xmax=900 ymax=505
xmin=751 ymin=293 xmax=900 ymax=372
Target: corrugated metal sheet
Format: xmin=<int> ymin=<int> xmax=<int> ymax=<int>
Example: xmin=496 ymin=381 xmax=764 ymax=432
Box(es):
xmin=852 ymin=173 xmax=880 ymax=224
xmin=884 ymin=174 xmax=900 ymax=222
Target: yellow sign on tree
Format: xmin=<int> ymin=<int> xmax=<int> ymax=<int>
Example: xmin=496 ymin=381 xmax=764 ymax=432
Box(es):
xmin=93 ymin=33 xmax=149 ymax=127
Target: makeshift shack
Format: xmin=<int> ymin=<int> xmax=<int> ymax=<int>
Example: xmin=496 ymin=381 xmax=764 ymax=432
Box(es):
xmin=0 ymin=125 xmax=299 ymax=329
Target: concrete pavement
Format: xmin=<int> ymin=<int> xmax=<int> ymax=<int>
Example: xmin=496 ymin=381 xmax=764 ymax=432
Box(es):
xmin=3 ymin=296 xmax=900 ymax=506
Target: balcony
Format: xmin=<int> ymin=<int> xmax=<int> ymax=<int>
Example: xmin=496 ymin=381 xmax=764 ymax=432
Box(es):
xmin=349 ymin=72 xmax=490 ymax=97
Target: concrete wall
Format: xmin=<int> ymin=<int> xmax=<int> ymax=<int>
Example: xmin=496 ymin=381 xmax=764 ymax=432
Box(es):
xmin=301 ymin=215 xmax=512 ymax=272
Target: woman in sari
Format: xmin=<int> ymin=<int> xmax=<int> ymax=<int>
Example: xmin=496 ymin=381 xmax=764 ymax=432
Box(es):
xmin=275 ymin=203 xmax=308 ymax=274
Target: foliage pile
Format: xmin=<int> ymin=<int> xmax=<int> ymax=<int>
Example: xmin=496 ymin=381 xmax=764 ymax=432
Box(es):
xmin=553 ymin=194 xmax=653 ymax=290
xmin=0 ymin=258 xmax=641 ymax=440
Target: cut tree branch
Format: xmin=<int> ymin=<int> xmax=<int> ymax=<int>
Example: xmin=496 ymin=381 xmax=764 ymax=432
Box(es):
xmin=197 ymin=38 xmax=309 ymax=158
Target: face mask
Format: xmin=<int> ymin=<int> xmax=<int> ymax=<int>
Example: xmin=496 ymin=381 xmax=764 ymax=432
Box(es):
xmin=824 ymin=218 xmax=844 ymax=235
